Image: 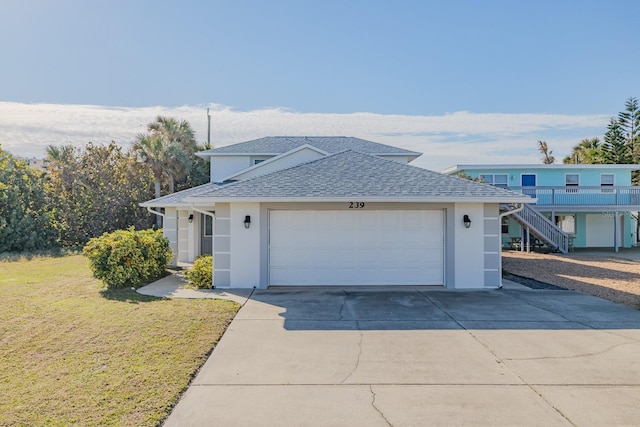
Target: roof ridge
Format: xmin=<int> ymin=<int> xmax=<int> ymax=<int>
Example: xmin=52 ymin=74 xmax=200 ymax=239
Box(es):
xmin=187 ymin=149 xmax=532 ymax=201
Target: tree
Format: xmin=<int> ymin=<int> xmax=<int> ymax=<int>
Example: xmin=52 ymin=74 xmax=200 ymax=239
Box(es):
xmin=563 ymin=138 xmax=603 ymax=164
xmin=148 ymin=116 xmax=198 ymax=156
xmin=561 ymin=97 xmax=638 ymax=168
xmin=46 ymin=142 xmax=154 ymax=247
xmin=602 ymin=118 xmax=632 ymax=164
xmin=617 ymin=97 xmax=640 ymax=163
xmin=133 ymin=134 xmax=172 ymax=200
xmin=0 ymin=146 xmax=58 ymax=252
xmin=133 ymin=116 xmax=209 ymax=197
xmin=538 ymin=140 xmax=555 ymax=164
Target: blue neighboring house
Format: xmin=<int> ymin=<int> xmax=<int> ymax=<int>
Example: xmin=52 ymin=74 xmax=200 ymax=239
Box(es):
xmin=443 ymin=164 xmax=640 ymax=252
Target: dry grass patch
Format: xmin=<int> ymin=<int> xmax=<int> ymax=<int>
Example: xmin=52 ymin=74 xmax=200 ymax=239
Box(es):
xmin=0 ymin=255 xmax=239 ymax=426
xmin=503 ymin=251 xmax=640 ymax=308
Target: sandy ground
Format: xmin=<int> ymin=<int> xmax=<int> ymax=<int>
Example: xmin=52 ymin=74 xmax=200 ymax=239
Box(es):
xmin=502 ymin=250 xmax=640 ymax=309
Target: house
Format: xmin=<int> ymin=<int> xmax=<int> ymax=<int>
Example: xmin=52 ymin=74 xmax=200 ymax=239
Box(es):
xmin=141 ymin=137 xmax=531 ymax=289
xmin=442 ymin=164 xmax=640 ymax=252
xmin=16 ymin=156 xmax=47 ymax=170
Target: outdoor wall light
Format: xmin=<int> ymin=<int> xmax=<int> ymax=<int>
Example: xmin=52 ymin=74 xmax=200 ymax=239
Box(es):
xmin=188 ymin=214 xmax=194 ymax=223
xmin=463 ymin=214 xmax=472 ymax=229
xmin=244 ymin=215 xmax=251 ymax=229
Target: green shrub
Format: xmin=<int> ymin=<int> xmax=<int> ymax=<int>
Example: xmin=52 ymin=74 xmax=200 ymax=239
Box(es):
xmin=184 ymin=255 xmax=213 ymax=289
xmin=83 ymin=227 xmax=172 ymax=289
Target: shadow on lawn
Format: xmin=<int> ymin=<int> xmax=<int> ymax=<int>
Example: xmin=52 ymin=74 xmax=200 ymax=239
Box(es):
xmin=100 ymin=287 xmax=160 ymax=303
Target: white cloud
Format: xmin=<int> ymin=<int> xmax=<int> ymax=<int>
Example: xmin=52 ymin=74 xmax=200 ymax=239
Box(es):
xmin=0 ymin=102 xmax=610 ymax=172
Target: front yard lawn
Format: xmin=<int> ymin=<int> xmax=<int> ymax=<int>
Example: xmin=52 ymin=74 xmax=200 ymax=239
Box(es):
xmin=0 ymin=255 xmax=239 ymax=426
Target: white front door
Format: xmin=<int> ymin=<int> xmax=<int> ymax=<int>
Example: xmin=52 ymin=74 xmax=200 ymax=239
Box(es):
xmin=269 ymin=210 xmax=445 ymax=286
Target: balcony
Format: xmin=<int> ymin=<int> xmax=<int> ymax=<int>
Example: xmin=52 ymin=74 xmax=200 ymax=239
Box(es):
xmin=509 ymin=186 xmax=640 ymax=210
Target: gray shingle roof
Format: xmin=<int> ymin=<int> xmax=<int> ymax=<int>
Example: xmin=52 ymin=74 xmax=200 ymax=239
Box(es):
xmin=139 ymin=183 xmax=220 ymax=207
xmin=198 ymin=136 xmax=420 ymax=157
xmin=187 ymin=150 xmax=532 ymax=202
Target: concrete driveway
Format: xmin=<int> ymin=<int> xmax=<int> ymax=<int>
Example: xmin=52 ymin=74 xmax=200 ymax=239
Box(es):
xmin=164 ymin=286 xmax=640 ymax=426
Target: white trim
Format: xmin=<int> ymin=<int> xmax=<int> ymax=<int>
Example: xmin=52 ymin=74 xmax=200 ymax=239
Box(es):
xmin=186 ymin=196 xmax=535 ymax=204
xmin=443 ymin=164 xmax=640 ymax=173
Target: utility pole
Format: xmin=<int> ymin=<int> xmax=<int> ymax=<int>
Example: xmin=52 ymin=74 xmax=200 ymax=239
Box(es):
xmin=207 ymin=108 xmax=211 ymax=149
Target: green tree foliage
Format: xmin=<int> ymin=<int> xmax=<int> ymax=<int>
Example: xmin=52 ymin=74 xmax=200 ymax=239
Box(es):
xmin=0 ymin=147 xmax=58 ymax=252
xmin=83 ymin=227 xmax=172 ymax=289
xmin=562 ymin=97 xmax=639 ymax=171
xmin=618 ymin=97 xmax=640 ymax=163
xmin=602 ymin=118 xmax=632 ymax=164
xmin=563 ymin=138 xmax=603 ymax=164
xmin=133 ymin=116 xmax=209 ymax=198
xmin=46 ymin=142 xmax=155 ymax=247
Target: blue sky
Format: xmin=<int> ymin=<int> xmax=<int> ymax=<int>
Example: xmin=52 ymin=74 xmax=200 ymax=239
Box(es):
xmin=1 ymin=1 xmax=638 ymax=170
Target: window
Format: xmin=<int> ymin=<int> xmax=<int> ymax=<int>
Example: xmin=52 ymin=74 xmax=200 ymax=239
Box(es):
xmin=565 ymin=174 xmax=579 ymax=193
xmin=565 ymin=174 xmax=579 ymax=186
xmin=494 ymin=174 xmax=508 ymax=188
xmin=555 ymin=215 xmax=576 ymax=234
xmin=601 ymin=174 xmax=614 ymax=186
xmin=479 ymin=174 xmax=508 ymax=188
xmin=479 ymin=174 xmax=492 ymax=184
xmin=601 ymin=174 xmax=614 ymax=193
xmin=501 ymin=216 xmax=509 ymax=234
xmin=204 ymin=215 xmax=213 ymax=237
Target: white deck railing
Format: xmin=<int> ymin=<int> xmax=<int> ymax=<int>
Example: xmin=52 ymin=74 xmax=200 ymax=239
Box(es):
xmin=511 ymin=204 xmax=569 ymax=253
xmin=509 ymin=186 xmax=640 ymax=207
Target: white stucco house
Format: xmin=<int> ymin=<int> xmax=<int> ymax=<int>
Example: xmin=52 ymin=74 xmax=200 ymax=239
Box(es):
xmin=140 ymin=137 xmax=531 ymax=289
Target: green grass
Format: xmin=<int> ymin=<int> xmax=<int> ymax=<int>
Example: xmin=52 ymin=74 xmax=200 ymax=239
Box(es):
xmin=0 ymin=255 xmax=239 ymax=426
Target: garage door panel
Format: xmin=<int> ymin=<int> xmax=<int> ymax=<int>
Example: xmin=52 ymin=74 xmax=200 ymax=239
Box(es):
xmin=359 ymin=211 xmax=379 ymax=226
xmin=313 ymin=250 xmax=335 ymax=265
xmin=335 ymin=211 xmax=357 ymax=226
xmin=269 ymin=210 xmax=444 ymax=286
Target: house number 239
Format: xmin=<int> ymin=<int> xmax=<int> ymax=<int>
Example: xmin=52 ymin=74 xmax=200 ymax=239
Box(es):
xmin=349 ymin=202 xmax=365 ymax=209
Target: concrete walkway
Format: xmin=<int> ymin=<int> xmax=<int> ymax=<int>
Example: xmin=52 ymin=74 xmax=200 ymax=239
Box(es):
xmin=153 ymin=280 xmax=640 ymax=426
xmin=137 ymin=273 xmax=253 ymax=305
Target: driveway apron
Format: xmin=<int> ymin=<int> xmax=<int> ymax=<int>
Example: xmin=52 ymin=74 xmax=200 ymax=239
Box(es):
xmin=164 ymin=287 xmax=640 ymax=426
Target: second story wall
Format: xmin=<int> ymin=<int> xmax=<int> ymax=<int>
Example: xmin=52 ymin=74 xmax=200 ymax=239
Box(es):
xmin=460 ymin=167 xmax=633 ymax=187
xmin=210 ymin=156 xmax=254 ymax=183
xmin=226 ymin=147 xmax=326 ymax=181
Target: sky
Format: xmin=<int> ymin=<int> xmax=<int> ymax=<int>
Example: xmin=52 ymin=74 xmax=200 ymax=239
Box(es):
xmin=1 ymin=0 xmax=638 ymax=171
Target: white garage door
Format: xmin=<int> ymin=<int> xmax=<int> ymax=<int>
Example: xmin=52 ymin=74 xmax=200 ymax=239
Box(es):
xmin=269 ymin=210 xmax=444 ymax=286
xmin=586 ymin=213 xmax=623 ymax=247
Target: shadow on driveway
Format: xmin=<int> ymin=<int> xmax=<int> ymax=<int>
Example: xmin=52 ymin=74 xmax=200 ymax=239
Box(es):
xmin=240 ymin=287 xmax=640 ymax=331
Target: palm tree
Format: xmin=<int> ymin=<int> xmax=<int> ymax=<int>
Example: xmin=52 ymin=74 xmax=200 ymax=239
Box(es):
xmin=562 ymin=138 xmax=603 ymax=164
xmin=45 ymin=145 xmax=76 ymax=191
xmin=148 ymin=116 xmax=198 ymax=155
xmin=538 ymin=140 xmax=555 ymax=164
xmin=132 ymin=134 xmax=168 ymax=200
xmin=45 ymin=145 xmax=75 ymax=169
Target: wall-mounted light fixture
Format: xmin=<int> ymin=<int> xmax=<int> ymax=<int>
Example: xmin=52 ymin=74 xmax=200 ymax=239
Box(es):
xmin=188 ymin=214 xmax=194 ymax=223
xmin=463 ymin=214 xmax=472 ymax=229
xmin=244 ymin=215 xmax=251 ymax=229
